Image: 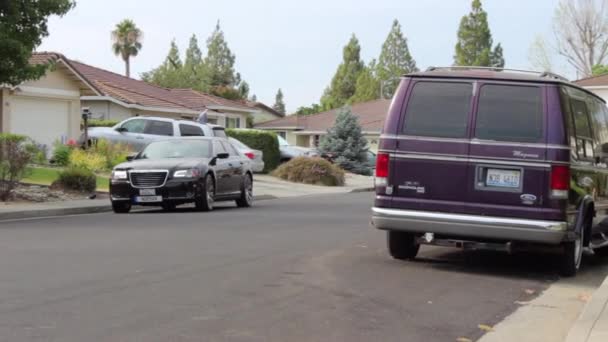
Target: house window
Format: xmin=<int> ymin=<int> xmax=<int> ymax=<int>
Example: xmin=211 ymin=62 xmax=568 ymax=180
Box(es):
xmin=226 ymin=117 xmax=241 ymax=128
xmin=314 ymin=135 xmax=321 ymax=147
xmin=277 ymin=131 xmax=287 ymax=139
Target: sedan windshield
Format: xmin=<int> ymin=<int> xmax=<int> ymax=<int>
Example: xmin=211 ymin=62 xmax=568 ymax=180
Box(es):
xmin=140 ymin=140 xmax=212 ymax=159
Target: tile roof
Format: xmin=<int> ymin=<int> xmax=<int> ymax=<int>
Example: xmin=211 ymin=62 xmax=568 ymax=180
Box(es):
xmin=255 ymin=99 xmax=391 ymax=133
xmin=30 ymin=52 xmax=254 ymax=113
xmin=240 ymin=100 xmax=285 ymax=117
xmin=574 ymin=74 xmax=608 ymax=87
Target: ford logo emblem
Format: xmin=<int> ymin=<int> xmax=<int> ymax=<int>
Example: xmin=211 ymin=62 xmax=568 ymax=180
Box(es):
xmin=520 ymin=194 xmax=537 ymax=202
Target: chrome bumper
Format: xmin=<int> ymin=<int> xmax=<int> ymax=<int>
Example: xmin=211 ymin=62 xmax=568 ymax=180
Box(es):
xmin=371 ymin=207 xmax=569 ymax=245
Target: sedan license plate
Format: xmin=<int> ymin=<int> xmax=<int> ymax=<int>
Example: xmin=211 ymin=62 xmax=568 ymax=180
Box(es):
xmin=486 ymin=169 xmax=521 ymax=188
xmin=139 ymin=189 xmax=156 ymax=196
xmin=135 ymin=196 xmax=162 ymax=203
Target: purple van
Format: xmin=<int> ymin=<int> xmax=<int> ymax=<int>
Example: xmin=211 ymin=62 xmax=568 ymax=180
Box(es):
xmin=371 ymin=66 xmax=608 ymax=277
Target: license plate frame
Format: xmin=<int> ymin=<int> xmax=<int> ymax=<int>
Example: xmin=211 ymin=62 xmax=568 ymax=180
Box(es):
xmin=135 ymin=196 xmax=163 ymax=203
xmin=139 ymin=189 xmax=156 ymax=196
xmin=486 ymin=169 xmax=521 ymax=189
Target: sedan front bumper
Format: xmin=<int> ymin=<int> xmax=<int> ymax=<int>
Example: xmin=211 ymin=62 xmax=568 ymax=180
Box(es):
xmin=110 ymin=180 xmax=202 ymax=204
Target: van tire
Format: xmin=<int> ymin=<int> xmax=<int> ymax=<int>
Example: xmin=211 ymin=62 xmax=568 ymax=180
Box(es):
xmin=387 ymin=231 xmax=420 ymax=260
xmin=560 ymin=231 xmax=584 ymax=277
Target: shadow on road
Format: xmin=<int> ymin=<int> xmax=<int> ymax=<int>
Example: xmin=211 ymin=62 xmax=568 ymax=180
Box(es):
xmin=410 ymin=247 xmax=608 ymax=284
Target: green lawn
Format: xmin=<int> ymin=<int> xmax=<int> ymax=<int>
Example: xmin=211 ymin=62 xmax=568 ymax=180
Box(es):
xmin=22 ymin=167 xmax=110 ymax=192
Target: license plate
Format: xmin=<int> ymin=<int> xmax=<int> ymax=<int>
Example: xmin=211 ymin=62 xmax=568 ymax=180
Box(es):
xmin=486 ymin=169 xmax=521 ymax=188
xmin=139 ymin=189 xmax=156 ymax=196
xmin=135 ymin=196 xmax=163 ymax=203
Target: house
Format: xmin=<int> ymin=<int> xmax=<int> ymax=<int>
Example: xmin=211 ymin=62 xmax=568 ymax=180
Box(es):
xmin=0 ymin=53 xmax=99 ymax=149
xmin=241 ymin=100 xmax=285 ymax=124
xmin=575 ymin=74 xmax=608 ymax=103
xmin=2 ymin=52 xmax=257 ymax=151
xmin=254 ymin=99 xmax=391 ymax=152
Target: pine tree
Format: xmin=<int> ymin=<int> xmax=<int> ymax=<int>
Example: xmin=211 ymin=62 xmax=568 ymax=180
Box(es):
xmin=204 ymin=21 xmax=237 ymax=88
xmin=141 ymin=39 xmax=184 ymax=88
xmin=377 ymin=20 xmax=418 ymax=97
xmin=318 ymin=107 xmax=371 ymax=175
xmin=350 ymin=60 xmax=381 ymax=104
xmin=454 ymin=0 xmax=505 ymax=68
xmin=250 ymin=94 xmax=258 ymax=102
xmin=183 ymin=34 xmax=205 ymax=90
xmin=238 ymin=81 xmax=250 ymax=99
xmin=273 ymin=89 xmax=286 ymax=114
xmin=321 ymin=35 xmax=365 ymax=110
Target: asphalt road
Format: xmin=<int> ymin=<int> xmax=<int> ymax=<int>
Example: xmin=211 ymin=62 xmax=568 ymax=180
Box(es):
xmin=1 ymin=193 xmax=607 ymax=342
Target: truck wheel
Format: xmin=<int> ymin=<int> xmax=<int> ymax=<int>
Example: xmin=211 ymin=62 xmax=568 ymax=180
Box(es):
xmin=387 ymin=231 xmax=420 ymax=260
xmin=112 ymin=201 xmax=131 ymax=214
xmin=560 ymin=230 xmax=584 ymax=277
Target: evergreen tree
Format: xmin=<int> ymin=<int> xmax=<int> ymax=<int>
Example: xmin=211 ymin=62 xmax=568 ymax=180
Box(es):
xmin=318 ymin=107 xmax=371 ymax=175
xmin=454 ymin=0 xmax=505 ymax=67
xmin=376 ymin=20 xmax=418 ymax=97
xmin=238 ymin=81 xmax=250 ymax=99
xmin=250 ymin=94 xmax=258 ymax=102
xmin=350 ymin=60 xmax=381 ymax=104
xmin=593 ymin=64 xmax=608 ymax=76
xmin=273 ymin=89 xmax=286 ymax=114
xmin=141 ymin=40 xmax=183 ymax=88
xmin=183 ymin=34 xmax=205 ymax=89
xmin=321 ymin=35 xmax=365 ymax=110
xmin=204 ymin=21 xmax=237 ymax=88
xmin=296 ymin=103 xmax=323 ymax=115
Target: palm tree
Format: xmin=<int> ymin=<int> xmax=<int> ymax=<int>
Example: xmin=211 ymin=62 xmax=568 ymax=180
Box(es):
xmin=111 ymin=19 xmax=143 ymax=78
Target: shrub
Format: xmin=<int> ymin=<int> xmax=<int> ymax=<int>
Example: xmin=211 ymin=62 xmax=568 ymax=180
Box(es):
xmin=52 ymin=141 xmax=73 ymax=166
xmin=69 ymin=148 xmax=106 ymax=172
xmin=0 ymin=133 xmax=33 ymax=200
xmin=226 ymin=129 xmax=280 ymax=172
xmin=90 ymin=139 xmax=131 ymax=169
xmin=272 ymin=157 xmax=345 ymax=186
xmin=57 ymin=168 xmax=97 ymax=193
xmin=86 ymin=119 xmax=120 ymax=128
xmin=25 ymin=140 xmax=48 ymax=165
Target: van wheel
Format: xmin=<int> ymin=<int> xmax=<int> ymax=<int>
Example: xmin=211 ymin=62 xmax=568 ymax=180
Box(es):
xmin=560 ymin=230 xmax=584 ymax=277
xmin=387 ymin=231 xmax=420 ymax=260
xmin=112 ymin=201 xmax=131 ymax=214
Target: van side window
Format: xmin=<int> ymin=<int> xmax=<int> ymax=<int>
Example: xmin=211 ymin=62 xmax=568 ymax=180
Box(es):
xmin=591 ymin=100 xmax=608 ymax=162
xmin=475 ymin=85 xmax=543 ymax=142
xmin=571 ymin=99 xmax=594 ymax=159
xmin=402 ymin=82 xmax=472 ymax=138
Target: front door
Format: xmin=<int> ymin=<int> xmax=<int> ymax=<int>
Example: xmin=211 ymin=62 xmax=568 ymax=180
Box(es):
xmin=213 ymin=141 xmax=233 ymax=195
xmin=221 ymin=141 xmax=244 ymax=193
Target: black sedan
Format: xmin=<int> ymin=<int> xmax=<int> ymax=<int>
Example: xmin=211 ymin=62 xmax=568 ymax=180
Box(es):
xmin=109 ymin=137 xmax=253 ymax=213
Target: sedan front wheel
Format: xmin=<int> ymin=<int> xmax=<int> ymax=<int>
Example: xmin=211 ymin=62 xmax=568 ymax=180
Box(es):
xmin=236 ymin=174 xmax=253 ymax=208
xmin=195 ymin=175 xmax=214 ymax=212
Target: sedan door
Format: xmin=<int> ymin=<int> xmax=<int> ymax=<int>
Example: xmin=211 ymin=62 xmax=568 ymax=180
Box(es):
xmin=212 ymin=141 xmax=233 ymax=195
xmin=221 ymin=141 xmax=245 ymax=192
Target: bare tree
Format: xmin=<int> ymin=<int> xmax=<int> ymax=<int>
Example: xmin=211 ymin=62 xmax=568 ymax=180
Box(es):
xmin=529 ymin=35 xmax=554 ymax=72
xmin=554 ymin=0 xmax=608 ymax=77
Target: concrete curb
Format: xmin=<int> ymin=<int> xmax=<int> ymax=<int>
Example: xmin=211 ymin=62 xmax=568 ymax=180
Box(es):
xmin=0 ymin=195 xmax=279 ymax=221
xmin=566 ymin=276 xmax=608 ymax=342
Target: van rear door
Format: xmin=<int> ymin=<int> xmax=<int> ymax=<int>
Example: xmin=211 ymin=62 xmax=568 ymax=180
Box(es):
xmin=466 ymin=83 xmax=549 ymax=220
xmin=389 ymin=80 xmax=474 ymax=212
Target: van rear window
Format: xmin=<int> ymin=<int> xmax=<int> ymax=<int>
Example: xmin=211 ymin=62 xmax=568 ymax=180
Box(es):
xmin=475 ymin=85 xmax=543 ymax=142
xmin=402 ymin=82 xmax=472 ymax=138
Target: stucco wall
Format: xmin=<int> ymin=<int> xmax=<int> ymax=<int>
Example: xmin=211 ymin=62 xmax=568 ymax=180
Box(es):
xmin=22 ymin=67 xmax=80 ymax=92
xmin=588 ymin=88 xmax=608 ymax=103
xmin=83 ymin=101 xmax=134 ymax=121
xmin=252 ymin=110 xmax=280 ymax=124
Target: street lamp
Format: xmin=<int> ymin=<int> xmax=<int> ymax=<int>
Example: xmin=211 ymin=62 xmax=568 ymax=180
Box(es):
xmin=82 ymin=107 xmax=91 ymax=148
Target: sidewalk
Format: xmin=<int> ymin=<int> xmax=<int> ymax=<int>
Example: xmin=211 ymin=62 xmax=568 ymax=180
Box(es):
xmin=566 ymin=276 xmax=608 ymax=342
xmin=0 ymin=174 xmax=374 ymax=221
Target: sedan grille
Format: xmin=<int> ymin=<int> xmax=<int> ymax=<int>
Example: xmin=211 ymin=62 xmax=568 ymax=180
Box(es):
xmin=129 ymin=171 xmax=168 ymax=188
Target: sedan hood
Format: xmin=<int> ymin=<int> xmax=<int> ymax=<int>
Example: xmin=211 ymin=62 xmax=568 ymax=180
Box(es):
xmin=114 ymin=158 xmax=208 ymax=171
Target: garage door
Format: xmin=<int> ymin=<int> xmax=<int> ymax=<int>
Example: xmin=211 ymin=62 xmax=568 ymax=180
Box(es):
xmin=10 ymin=97 xmax=70 ymax=149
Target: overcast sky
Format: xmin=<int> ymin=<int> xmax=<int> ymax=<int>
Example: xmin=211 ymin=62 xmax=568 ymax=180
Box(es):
xmin=39 ymin=0 xmax=561 ymax=112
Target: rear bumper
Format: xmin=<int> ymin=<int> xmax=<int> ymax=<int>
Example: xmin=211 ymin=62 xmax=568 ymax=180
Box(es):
xmin=371 ymin=207 xmax=569 ymax=245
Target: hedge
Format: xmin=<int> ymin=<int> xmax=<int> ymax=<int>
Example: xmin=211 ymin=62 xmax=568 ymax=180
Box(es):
xmin=85 ymin=119 xmax=120 ymax=128
xmin=226 ymin=129 xmax=280 ymax=173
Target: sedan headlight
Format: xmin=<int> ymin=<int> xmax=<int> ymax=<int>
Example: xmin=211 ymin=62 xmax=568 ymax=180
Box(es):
xmin=173 ymin=169 xmax=201 ymax=178
xmin=111 ymin=170 xmax=128 ymax=180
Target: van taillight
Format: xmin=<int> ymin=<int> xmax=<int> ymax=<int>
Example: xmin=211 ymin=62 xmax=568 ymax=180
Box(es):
xmin=376 ymin=153 xmax=389 ymax=178
xmin=550 ymin=165 xmax=569 ymax=198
